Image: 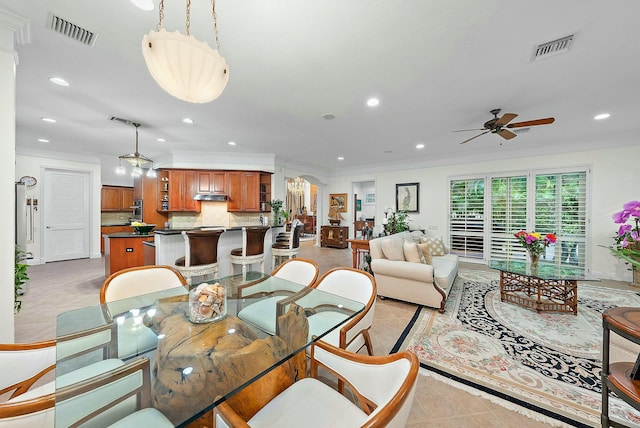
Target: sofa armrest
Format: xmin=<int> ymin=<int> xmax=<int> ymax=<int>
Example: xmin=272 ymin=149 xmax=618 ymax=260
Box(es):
xmin=370 ymin=259 xmax=434 ymax=282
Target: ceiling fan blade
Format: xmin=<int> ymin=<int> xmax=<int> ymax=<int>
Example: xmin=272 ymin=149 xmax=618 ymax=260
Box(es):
xmin=453 ymin=128 xmax=485 ymax=132
xmin=460 ymin=130 xmax=491 ymax=144
xmin=495 ymin=113 xmax=518 ymax=126
xmin=507 ymin=117 xmax=555 ymax=128
xmin=498 ymin=129 xmax=517 ymax=140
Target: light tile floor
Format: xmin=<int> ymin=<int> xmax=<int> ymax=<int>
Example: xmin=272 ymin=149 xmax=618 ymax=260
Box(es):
xmin=16 ymin=239 xmax=617 ymax=427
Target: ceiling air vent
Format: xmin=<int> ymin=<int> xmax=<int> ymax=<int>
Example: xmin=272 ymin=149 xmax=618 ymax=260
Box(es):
xmin=531 ymin=34 xmax=575 ymax=61
xmin=48 ymin=13 xmax=98 ymax=47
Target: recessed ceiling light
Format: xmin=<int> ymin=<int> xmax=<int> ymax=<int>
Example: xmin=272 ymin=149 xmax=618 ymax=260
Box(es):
xmin=228 ymin=141 xmax=236 ymax=146
xmin=594 ymin=113 xmax=610 ymax=120
xmin=416 ymin=143 xmax=425 ymax=149
xmin=182 ymin=118 xmax=194 ymax=124
xmin=130 ymin=0 xmax=154 ymax=11
xmin=366 ymin=98 xmax=380 ymax=107
xmin=322 ymin=113 xmax=336 ymax=120
xmin=41 ymin=117 xmax=56 ymax=123
xmin=337 ymin=156 xmax=344 ymax=161
xmin=37 ymin=138 xmax=50 ymax=143
xmin=49 ymin=77 xmax=69 ymax=86
xmin=157 ymin=138 xmax=165 ymax=142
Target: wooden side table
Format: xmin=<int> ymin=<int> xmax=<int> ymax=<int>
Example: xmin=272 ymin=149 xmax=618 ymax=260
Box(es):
xmin=346 ymin=239 xmax=370 ymax=270
xmin=602 ymin=307 xmax=640 ymax=427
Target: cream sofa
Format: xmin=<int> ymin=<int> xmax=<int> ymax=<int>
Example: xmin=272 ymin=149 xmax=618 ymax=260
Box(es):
xmin=369 ymin=231 xmax=458 ymax=312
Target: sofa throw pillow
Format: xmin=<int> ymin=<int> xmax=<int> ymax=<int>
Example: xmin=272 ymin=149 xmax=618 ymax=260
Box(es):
xmin=416 ymin=243 xmax=433 ymax=265
xmin=410 ymin=230 xmax=425 ymax=244
xmin=421 ymin=236 xmax=446 ymax=256
xmin=403 ymin=240 xmax=423 ymax=263
xmin=381 ymin=238 xmax=405 ymax=261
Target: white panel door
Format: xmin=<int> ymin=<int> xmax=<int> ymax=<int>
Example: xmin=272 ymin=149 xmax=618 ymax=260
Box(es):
xmin=43 ymin=169 xmax=90 ymax=262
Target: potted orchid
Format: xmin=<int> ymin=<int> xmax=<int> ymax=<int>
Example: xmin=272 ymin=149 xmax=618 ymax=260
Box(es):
xmin=610 ymin=201 xmax=640 ymax=284
xmin=514 ymin=230 xmax=557 ymax=267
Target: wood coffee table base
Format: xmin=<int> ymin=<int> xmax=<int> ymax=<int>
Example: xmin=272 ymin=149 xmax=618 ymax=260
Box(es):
xmin=499 ymin=270 xmax=578 ymax=315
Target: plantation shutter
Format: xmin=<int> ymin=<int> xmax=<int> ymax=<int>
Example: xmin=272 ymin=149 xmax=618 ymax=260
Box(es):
xmin=534 ymin=171 xmax=588 ymax=269
xmin=489 ymin=175 xmax=528 ymax=261
xmin=449 ymin=178 xmax=485 ymax=260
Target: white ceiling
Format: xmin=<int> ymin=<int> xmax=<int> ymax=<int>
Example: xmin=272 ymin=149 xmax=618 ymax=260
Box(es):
xmin=4 ymin=0 xmax=640 ymax=176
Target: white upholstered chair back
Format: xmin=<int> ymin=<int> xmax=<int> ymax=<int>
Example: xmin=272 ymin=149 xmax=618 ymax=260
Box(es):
xmin=311 ymin=268 xmax=376 ymax=354
xmin=271 ymin=258 xmax=319 ymax=286
xmin=100 ymin=265 xmax=187 ymax=303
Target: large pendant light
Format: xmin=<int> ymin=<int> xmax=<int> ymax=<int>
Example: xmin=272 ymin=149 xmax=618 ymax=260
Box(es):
xmin=142 ymin=0 xmax=229 ymax=103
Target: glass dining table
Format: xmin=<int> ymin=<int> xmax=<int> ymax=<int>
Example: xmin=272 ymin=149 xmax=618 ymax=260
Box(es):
xmin=54 ymin=271 xmax=364 ymax=427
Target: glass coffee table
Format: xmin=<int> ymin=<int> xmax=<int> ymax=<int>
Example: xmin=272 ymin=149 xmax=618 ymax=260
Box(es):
xmin=489 ymin=260 xmax=595 ymax=315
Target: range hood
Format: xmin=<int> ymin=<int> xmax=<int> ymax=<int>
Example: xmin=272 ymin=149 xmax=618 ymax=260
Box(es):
xmin=193 ymin=193 xmax=228 ymax=201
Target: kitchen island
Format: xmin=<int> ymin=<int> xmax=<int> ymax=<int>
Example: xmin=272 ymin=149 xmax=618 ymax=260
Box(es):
xmin=154 ymin=226 xmax=284 ymax=279
xmin=103 ymin=232 xmax=154 ymax=277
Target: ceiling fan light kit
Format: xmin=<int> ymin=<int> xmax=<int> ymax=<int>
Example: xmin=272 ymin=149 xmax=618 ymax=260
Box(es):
xmin=456 ymin=108 xmax=555 ymax=144
xmin=141 ymin=0 xmax=229 ymax=103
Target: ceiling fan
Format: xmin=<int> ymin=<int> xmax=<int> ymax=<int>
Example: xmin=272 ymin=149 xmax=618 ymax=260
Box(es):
xmin=455 ymin=108 xmax=555 ymax=145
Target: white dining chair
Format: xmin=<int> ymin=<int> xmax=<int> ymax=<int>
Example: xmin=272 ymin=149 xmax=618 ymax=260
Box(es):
xmin=0 ymin=340 xmax=126 ymax=428
xmin=237 ymin=258 xmax=319 ymax=335
xmin=214 ymin=341 xmax=419 ymax=428
xmin=56 ymin=357 xmax=172 ymax=427
xmin=308 ymin=267 xmax=377 ymax=356
xmin=100 ymin=265 xmax=188 ymax=359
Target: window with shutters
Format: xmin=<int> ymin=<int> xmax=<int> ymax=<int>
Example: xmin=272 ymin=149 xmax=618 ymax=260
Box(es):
xmin=449 ymin=168 xmax=589 ymax=269
xmin=489 ymin=175 xmax=528 ymax=262
xmin=449 ymin=178 xmax=485 ymax=259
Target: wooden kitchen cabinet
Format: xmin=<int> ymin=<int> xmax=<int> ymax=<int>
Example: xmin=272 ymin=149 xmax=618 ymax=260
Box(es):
xmin=227 ymin=171 xmax=260 ymax=212
xmin=101 ymin=225 xmax=129 ymax=253
xmin=164 ymin=169 xmax=201 ymax=212
xmin=134 ymin=174 xmax=168 ymax=226
xmin=227 ymin=171 xmax=272 ymax=212
xmin=101 ymin=186 xmax=134 ymax=211
xmin=198 ymin=171 xmax=226 ymax=194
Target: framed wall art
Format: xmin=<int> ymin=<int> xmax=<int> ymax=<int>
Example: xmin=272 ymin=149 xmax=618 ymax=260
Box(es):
xmin=396 ymin=182 xmax=419 ymax=213
xmin=329 ymin=193 xmax=348 ymax=212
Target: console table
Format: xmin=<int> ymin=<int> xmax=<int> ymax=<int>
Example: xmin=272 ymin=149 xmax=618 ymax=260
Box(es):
xmin=489 ymin=260 xmax=594 ymax=315
xmin=320 ymin=226 xmax=348 ymax=249
xmin=346 ymin=239 xmax=370 ymax=270
xmin=601 ymin=307 xmax=640 ymax=427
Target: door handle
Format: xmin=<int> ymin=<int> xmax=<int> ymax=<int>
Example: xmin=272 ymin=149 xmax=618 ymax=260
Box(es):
xmin=46 ymin=226 xmax=51 ymax=229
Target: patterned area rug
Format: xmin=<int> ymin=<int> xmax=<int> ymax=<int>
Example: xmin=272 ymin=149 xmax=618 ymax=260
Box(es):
xmin=394 ymin=269 xmax=640 ymax=427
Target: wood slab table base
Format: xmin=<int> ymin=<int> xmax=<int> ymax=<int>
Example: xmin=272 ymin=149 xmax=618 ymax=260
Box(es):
xmin=499 ymin=270 xmax=578 ymax=315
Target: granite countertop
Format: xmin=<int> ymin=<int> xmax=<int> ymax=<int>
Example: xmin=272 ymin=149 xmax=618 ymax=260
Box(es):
xmin=105 ymin=232 xmax=155 ymax=238
xmin=153 ymin=226 xmax=275 ymax=235
xmin=153 ymin=224 xmax=283 ymax=235
xmin=101 ymin=223 xmax=130 ymax=227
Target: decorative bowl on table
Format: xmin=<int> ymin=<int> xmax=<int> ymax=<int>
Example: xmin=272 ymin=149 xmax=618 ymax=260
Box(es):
xmin=131 ymin=224 xmax=156 ymax=235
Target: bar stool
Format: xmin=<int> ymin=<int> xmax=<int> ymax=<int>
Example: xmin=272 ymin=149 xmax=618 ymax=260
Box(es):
xmin=230 ymin=226 xmax=270 ymax=276
xmin=175 ymin=228 xmax=225 ymax=285
xmin=272 ymin=221 xmax=304 ymax=268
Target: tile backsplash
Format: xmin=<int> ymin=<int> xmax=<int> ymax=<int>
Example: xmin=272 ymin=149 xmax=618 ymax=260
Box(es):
xmin=101 ymin=211 xmax=132 ymax=225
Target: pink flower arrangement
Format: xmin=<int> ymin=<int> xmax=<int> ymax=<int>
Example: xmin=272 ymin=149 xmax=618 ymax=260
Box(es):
xmin=611 ymin=200 xmax=640 ymax=268
xmin=514 ymin=230 xmax=557 ymax=256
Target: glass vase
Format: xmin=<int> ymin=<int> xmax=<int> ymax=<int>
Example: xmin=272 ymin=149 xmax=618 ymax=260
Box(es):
xmin=188 ymin=282 xmax=227 ymax=323
xmin=528 ymin=251 xmax=540 ymax=268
